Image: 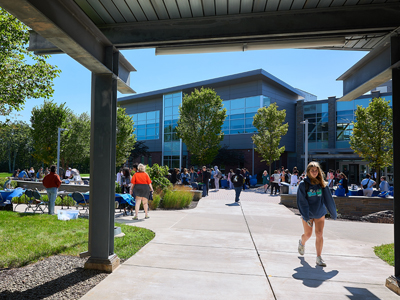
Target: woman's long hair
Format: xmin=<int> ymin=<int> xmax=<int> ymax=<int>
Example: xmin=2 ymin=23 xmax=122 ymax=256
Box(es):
xmin=306 ymin=161 xmax=327 ymax=188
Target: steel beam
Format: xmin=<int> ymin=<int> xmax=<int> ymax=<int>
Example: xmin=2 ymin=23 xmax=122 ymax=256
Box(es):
xmin=0 ymin=0 xmax=135 ymax=94
xmin=337 ymin=32 xmax=400 ymax=102
xmin=98 ymin=3 xmax=400 ymax=48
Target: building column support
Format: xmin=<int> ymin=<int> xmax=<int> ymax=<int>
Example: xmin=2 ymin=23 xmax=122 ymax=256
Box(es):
xmin=386 ymin=35 xmax=400 ymax=294
xmin=83 ymin=47 xmax=120 ymax=273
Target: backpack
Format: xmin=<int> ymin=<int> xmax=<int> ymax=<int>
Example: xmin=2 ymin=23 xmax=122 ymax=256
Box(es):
xmin=362 ymin=179 xmax=370 ymax=189
xmin=217 ymin=171 xmax=222 ymax=179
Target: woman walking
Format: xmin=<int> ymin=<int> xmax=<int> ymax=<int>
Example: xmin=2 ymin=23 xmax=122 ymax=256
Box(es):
xmin=130 ymin=163 xmax=153 ymax=220
xmin=297 ymin=162 xmax=337 ymax=267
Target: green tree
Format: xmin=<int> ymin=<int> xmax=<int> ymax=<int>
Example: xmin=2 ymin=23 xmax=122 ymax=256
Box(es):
xmin=252 ymin=103 xmax=288 ymax=175
xmin=116 ymin=106 xmax=136 ymax=168
xmin=0 ymin=8 xmax=60 ymax=116
xmin=146 ymin=163 xmax=172 ymax=193
xmin=61 ymin=112 xmax=91 ymax=168
xmin=349 ymin=97 xmax=393 ymax=179
xmin=30 ymin=100 xmax=70 ymax=165
xmin=176 ymin=87 xmax=227 ymax=165
xmin=0 ymin=120 xmax=33 ymax=172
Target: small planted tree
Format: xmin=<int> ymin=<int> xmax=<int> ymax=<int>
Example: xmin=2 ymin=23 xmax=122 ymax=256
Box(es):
xmin=146 ymin=163 xmax=172 ymax=193
xmin=176 ymin=87 xmax=227 ymax=166
xmin=349 ymin=97 xmax=393 ymax=179
xmin=116 ymin=107 xmax=136 ymax=167
xmin=252 ymin=103 xmax=288 ymax=175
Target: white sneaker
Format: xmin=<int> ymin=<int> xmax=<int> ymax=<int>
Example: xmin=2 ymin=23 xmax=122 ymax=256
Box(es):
xmin=316 ymin=256 xmax=326 ymax=267
xmin=298 ymin=239 xmax=305 ymax=256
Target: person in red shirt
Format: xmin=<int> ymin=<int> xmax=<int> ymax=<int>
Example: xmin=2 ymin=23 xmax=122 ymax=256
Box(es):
xmin=42 ymin=165 xmax=62 ymax=215
xmin=130 ymin=163 xmax=153 ymax=220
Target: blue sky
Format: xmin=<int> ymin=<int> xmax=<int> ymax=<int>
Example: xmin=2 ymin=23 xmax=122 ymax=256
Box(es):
xmin=4 ymin=48 xmax=366 ymax=123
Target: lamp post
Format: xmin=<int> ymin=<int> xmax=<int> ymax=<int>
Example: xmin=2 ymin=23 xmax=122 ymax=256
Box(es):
xmin=300 ymin=120 xmax=309 ymax=172
xmin=57 ymin=128 xmax=68 ymax=175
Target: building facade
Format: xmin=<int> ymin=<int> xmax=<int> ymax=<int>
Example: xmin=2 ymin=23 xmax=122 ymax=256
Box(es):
xmin=118 ymin=69 xmax=392 ymax=183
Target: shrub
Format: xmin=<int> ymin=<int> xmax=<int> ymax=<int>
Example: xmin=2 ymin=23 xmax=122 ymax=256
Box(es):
xmin=146 ymin=164 xmax=172 ymax=193
xmin=162 ymin=188 xmax=193 ymax=209
xmin=115 ymin=182 xmax=122 ymax=193
xmin=0 ymin=178 xmax=17 ymax=189
xmin=149 ymin=193 xmax=161 ymax=210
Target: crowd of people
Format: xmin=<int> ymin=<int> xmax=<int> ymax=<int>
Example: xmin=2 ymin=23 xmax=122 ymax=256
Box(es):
xmin=11 ymin=166 xmax=82 ymax=182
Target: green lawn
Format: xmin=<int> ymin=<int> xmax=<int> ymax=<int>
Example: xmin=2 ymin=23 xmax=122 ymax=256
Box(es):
xmin=0 ymin=172 xmax=12 ymax=178
xmin=374 ymin=243 xmax=394 ymax=266
xmin=0 ymin=211 xmax=154 ymax=268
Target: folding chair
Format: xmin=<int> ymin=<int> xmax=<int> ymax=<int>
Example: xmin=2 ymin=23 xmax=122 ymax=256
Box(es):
xmin=71 ymin=192 xmax=88 ymax=215
xmin=32 ymin=189 xmax=48 ymax=213
xmin=24 ymin=189 xmax=38 ymax=213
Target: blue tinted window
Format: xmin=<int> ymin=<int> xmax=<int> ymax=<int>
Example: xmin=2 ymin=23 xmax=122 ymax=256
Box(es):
xmin=231 ymin=99 xmax=245 ymax=110
xmin=165 ymin=107 xmax=172 ymax=116
xmin=230 ymin=119 xmax=244 ymax=129
xmin=354 ymin=98 xmax=370 ymax=108
xmin=263 ymin=96 xmax=270 ymax=107
xmin=230 ymin=113 xmax=244 ymax=120
xmin=246 ymin=106 xmax=259 ymax=113
xmin=131 ymin=110 xmax=161 ymax=140
xmin=246 ymin=96 xmax=260 ymax=107
xmin=337 ymin=101 xmax=353 ymax=111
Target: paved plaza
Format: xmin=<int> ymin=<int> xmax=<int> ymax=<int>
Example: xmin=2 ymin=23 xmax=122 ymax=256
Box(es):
xmin=79 ymin=188 xmax=395 ymax=300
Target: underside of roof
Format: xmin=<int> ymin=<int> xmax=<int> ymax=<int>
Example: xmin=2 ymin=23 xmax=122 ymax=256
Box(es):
xmin=74 ymin=0 xmax=400 ymax=52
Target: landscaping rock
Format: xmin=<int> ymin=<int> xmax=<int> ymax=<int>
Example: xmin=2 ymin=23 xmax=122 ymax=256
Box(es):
xmin=360 ymin=210 xmax=394 ymax=224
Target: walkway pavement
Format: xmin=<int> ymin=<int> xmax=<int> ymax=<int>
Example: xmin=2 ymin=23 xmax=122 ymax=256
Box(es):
xmin=80 ymin=188 xmax=395 ymax=300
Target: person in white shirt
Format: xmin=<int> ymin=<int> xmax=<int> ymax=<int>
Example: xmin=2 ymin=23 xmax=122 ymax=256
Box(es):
xmin=291 ymin=170 xmax=299 ymax=186
xmin=65 ymin=167 xmax=72 ymax=179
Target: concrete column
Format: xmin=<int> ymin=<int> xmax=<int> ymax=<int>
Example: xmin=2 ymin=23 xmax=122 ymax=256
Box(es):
xmin=84 ymin=48 xmax=120 ymax=273
xmin=296 ymin=100 xmax=304 ymax=171
xmin=328 ymin=97 xmax=336 ymax=150
xmin=392 ymin=36 xmax=400 ymax=278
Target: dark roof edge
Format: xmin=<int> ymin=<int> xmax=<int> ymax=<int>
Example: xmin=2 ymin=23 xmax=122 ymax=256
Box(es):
xmin=118 ymin=69 xmax=304 ymax=102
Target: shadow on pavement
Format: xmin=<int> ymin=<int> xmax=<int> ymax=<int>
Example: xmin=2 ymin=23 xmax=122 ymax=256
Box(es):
xmin=344 ymin=286 xmax=381 ymax=299
xmin=292 ymin=257 xmax=339 ymax=288
xmin=225 ymin=203 xmax=240 ymax=206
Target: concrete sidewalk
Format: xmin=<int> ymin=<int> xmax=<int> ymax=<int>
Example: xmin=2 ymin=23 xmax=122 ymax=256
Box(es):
xmin=81 ymin=188 xmax=396 ymax=300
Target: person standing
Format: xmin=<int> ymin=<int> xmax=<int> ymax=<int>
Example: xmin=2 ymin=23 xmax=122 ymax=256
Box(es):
xmin=361 ymin=173 xmax=376 ymax=197
xmin=262 ymin=170 xmax=270 ymax=193
xmin=201 ymin=166 xmax=211 ymax=197
xmin=227 ymin=169 xmax=234 ymax=189
xmin=297 ymin=162 xmax=337 ymax=267
xmin=181 ymin=168 xmax=190 ymax=185
xmin=130 ymin=163 xmax=153 ymax=220
xmin=337 ymin=172 xmax=349 ymax=196
xmin=291 ymin=170 xmax=299 ymax=186
xmin=213 ymin=166 xmax=221 ymax=191
xmin=189 ymin=167 xmax=198 ymax=189
xmin=232 ymin=168 xmax=244 ymax=203
xmin=42 ymin=165 xmax=62 ymax=215
xmin=120 ymin=168 xmax=133 ymax=216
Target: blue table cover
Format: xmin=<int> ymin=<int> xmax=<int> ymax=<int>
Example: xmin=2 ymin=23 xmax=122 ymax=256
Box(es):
xmin=69 ymin=192 xmax=135 ymax=206
xmin=0 ymin=188 xmax=25 ymax=204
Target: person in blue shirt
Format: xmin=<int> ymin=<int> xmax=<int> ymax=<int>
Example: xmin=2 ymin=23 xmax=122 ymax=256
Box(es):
xmin=297 ymin=161 xmax=337 ymax=267
xmin=361 ymin=173 xmax=376 ymax=197
xmin=379 ymin=176 xmax=390 ymax=192
xmin=18 ymin=169 xmax=28 ymax=179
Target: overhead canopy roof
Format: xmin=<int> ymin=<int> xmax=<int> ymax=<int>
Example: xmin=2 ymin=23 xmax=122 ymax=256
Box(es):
xmin=1 ymin=0 xmax=400 ymax=97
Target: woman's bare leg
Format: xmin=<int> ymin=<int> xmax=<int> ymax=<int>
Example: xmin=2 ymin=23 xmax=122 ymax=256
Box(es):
xmin=142 ymin=198 xmax=149 ymax=217
xmin=135 ymin=197 xmax=142 ymax=217
xmin=301 ymin=218 xmax=313 ymax=246
xmin=314 ymin=216 xmax=325 ymax=256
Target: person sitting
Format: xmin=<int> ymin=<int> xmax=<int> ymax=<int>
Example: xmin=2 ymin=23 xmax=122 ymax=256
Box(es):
xmin=18 ymin=169 xmax=28 ymax=179
xmin=65 ymin=167 xmax=73 ymax=179
xmin=181 ymin=168 xmax=190 ymax=185
xmin=379 ymin=176 xmax=390 ymax=192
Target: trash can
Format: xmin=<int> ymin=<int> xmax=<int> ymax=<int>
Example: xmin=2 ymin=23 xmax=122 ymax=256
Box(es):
xmin=280 ymin=182 xmax=289 ymax=194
